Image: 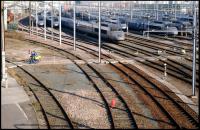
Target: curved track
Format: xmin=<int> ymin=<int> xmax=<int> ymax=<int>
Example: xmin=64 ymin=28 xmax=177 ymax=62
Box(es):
xmin=18 ymin=23 xmax=199 ymax=87
xmin=6 ymin=60 xmax=74 ymax=129
xmin=16 ymin=23 xmax=198 ymax=128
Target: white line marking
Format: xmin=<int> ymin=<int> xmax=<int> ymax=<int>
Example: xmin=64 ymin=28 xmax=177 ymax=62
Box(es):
xmin=16 ymin=103 xmax=29 ymax=120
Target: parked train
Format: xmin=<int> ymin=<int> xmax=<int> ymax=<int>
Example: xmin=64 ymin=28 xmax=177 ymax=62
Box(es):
xmin=170 ymin=19 xmax=192 ymax=30
xmin=61 ymin=16 xmax=125 ymax=41
xmin=105 ymin=18 xmax=127 ymax=32
xmin=32 ymin=15 xmax=45 ymax=26
xmin=46 ymin=16 xmax=59 ymax=27
xmin=128 ymin=18 xmax=178 ymax=36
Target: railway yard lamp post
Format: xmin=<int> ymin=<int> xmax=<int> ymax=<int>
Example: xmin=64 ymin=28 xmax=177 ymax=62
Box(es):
xmin=44 ymin=1 xmax=46 ymax=41
xmin=51 ymin=1 xmax=53 ymax=40
xmin=29 ymin=1 xmax=31 ymax=36
xmin=59 ymin=1 xmax=61 ymax=45
xmin=73 ymin=1 xmax=76 ymax=51
xmin=32 ymin=6 xmax=33 ymax=35
xmin=98 ymin=1 xmax=101 ymax=63
xmin=147 ymin=15 xmax=150 ymax=38
xmin=36 ymin=1 xmax=38 ymax=37
xmin=192 ymin=1 xmax=197 ymax=97
xmin=174 ymin=1 xmax=176 ymax=20
xmin=89 ymin=2 xmax=91 ymax=21
xmin=156 ymin=1 xmax=158 ymax=20
xmin=1 ymin=1 xmax=8 ymax=87
xmin=130 ymin=1 xmax=133 ymax=21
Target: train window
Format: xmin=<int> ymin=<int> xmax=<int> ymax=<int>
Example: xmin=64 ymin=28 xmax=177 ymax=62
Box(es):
xmin=38 ymin=17 xmax=44 ymax=21
xmin=101 ymin=29 xmax=107 ymax=34
xmin=54 ymin=17 xmax=58 ymax=21
xmin=112 ymin=22 xmax=117 ymax=24
xmin=111 ymin=27 xmax=119 ymax=31
xmin=149 ymin=25 xmax=161 ymax=30
xmin=94 ymin=28 xmax=98 ymax=32
xmin=94 ymin=28 xmax=107 ymax=34
xmin=101 ymin=23 xmax=108 ymax=27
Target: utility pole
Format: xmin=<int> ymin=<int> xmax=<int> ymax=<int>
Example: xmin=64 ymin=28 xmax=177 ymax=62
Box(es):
xmin=156 ymin=1 xmax=158 ymax=20
xmin=44 ymin=1 xmax=46 ymax=40
xmin=192 ymin=1 xmax=197 ymax=97
xmin=73 ymin=1 xmax=76 ymax=50
xmin=36 ymin=1 xmax=38 ymax=37
xmin=1 ymin=1 xmax=7 ymax=85
xmin=174 ymin=1 xmax=176 ymax=19
xmin=32 ymin=6 xmax=33 ymax=34
xmin=130 ymin=1 xmax=132 ymax=20
xmin=89 ymin=2 xmax=91 ymax=21
xmin=59 ymin=1 xmax=61 ymax=45
xmin=51 ymin=1 xmax=53 ymax=40
xmin=147 ymin=15 xmax=150 ymax=38
xmin=98 ymin=1 xmax=101 ymax=63
xmin=29 ymin=1 xmax=31 ymax=35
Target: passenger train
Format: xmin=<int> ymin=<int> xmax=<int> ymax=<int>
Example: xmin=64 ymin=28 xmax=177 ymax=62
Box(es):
xmin=33 ymin=15 xmax=45 ymax=27
xmin=105 ymin=18 xmax=127 ymax=32
xmin=128 ymin=18 xmax=178 ymax=36
xmin=46 ymin=16 xmax=59 ymax=27
xmin=61 ymin=16 xmax=125 ymax=41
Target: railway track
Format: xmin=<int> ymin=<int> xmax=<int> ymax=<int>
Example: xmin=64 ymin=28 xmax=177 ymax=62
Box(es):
xmin=150 ymin=34 xmax=193 ymax=43
xmin=16 ymin=24 xmax=199 ymax=128
xmin=126 ymin=33 xmax=199 ymax=64
xmin=17 ymin=23 xmax=199 ymax=87
xmin=127 ymin=31 xmax=194 ymax=47
xmin=113 ymin=63 xmax=199 ymax=128
xmin=124 ymin=37 xmax=191 ymax=55
xmin=15 ymin=24 xmax=139 ymax=128
xmin=18 ymin=22 xmax=198 ymax=86
xmin=6 ymin=60 xmax=74 ymax=129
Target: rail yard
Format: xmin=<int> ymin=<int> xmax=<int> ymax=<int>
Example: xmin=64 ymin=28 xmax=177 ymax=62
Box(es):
xmin=1 ymin=1 xmax=199 ymax=129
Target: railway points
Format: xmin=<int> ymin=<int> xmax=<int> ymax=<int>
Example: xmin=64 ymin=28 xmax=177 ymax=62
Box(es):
xmin=1 ymin=1 xmax=199 ymax=129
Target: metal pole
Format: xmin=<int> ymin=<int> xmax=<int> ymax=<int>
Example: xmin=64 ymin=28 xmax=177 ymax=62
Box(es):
xmin=156 ymin=1 xmax=158 ymax=20
xmin=59 ymin=1 xmax=61 ymax=45
xmin=130 ymin=1 xmax=132 ymax=20
xmin=192 ymin=1 xmax=197 ymax=96
xmin=29 ymin=1 xmax=31 ymax=35
xmin=141 ymin=2 xmax=143 ymax=16
xmin=120 ymin=1 xmax=122 ymax=16
xmin=98 ymin=1 xmax=101 ymax=63
xmin=44 ymin=1 xmax=46 ymax=40
xmin=14 ymin=3 xmax=16 ymax=23
xmin=36 ymin=2 xmax=38 ymax=37
xmin=148 ymin=16 xmax=149 ymax=38
xmin=89 ymin=2 xmax=91 ymax=21
xmin=174 ymin=1 xmax=176 ymax=19
xmin=4 ymin=6 xmax=7 ymax=31
xmin=1 ymin=1 xmax=7 ymax=84
xmin=73 ymin=1 xmax=76 ymax=50
xmin=32 ymin=13 xmax=33 ymax=34
xmin=51 ymin=1 xmax=53 ymax=40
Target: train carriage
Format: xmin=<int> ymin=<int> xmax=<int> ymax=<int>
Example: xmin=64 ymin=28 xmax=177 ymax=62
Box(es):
xmin=61 ymin=16 xmax=125 ymax=41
